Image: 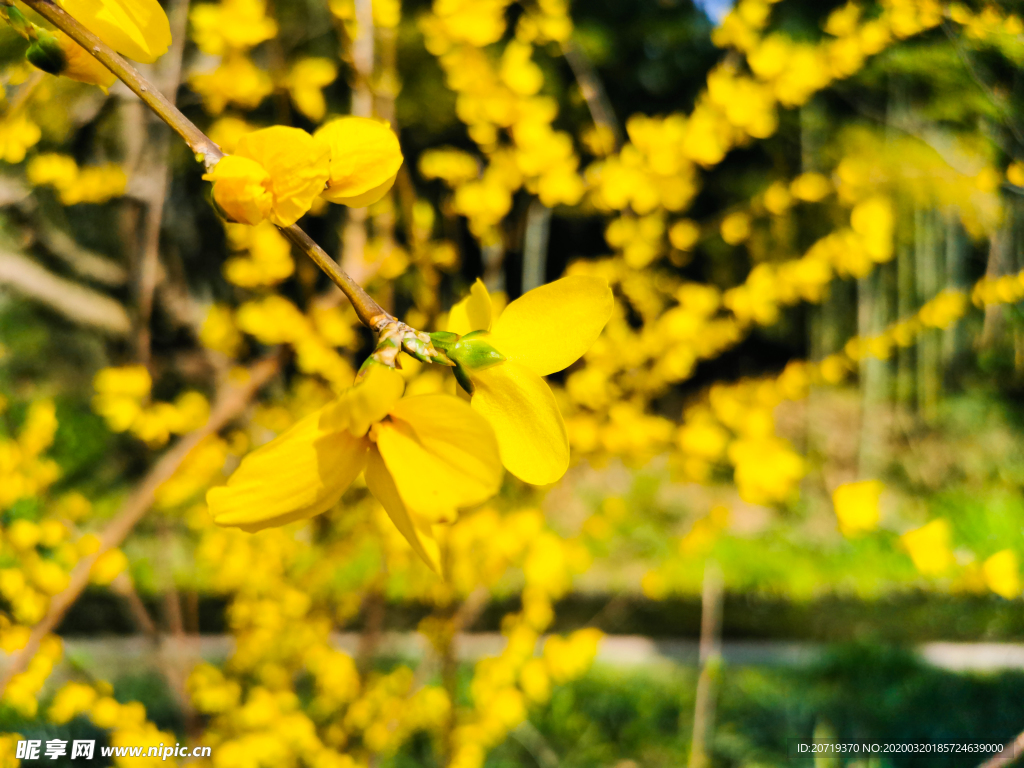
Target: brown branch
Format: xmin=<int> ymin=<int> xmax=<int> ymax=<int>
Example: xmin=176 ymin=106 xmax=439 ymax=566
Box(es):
xmin=280 ymin=225 xmax=391 ymax=331
xmin=0 ymin=353 xmax=281 ymax=695
xmin=31 ymin=222 xmax=128 ymax=286
xmin=133 ymin=0 xmax=190 ymax=368
xmin=0 ymin=250 xmax=131 ymax=334
xmin=560 ymin=37 xmax=621 ymax=150
xmin=109 ymin=571 xmax=159 ymax=640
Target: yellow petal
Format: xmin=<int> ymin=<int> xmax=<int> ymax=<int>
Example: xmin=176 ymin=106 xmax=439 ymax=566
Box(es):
xmin=314 ymin=117 xmax=404 ymax=206
xmin=490 ymin=275 xmax=613 ymax=376
xmin=470 ymin=361 xmax=568 ymax=485
xmin=447 ymin=278 xmax=493 ymax=335
xmin=208 ymin=404 xmax=368 ymax=532
xmin=320 ymin=364 xmax=405 ymax=436
xmin=235 ymin=126 xmax=331 ymax=227
xmin=204 ymin=155 xmax=273 ymax=225
xmin=58 ymin=0 xmax=171 ymax=63
xmin=376 ymin=394 xmax=502 ymax=521
xmin=365 ymin=447 xmax=442 ymax=573
xmin=324 ymin=174 xmax=397 ymax=208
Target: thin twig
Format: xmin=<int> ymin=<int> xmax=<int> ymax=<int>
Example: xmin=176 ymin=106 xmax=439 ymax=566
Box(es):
xmin=560 ymin=37 xmax=621 ymax=150
xmin=0 ymin=249 xmax=131 ymax=334
xmin=134 ymin=0 xmax=190 ymax=368
xmin=0 ymin=353 xmax=281 ymax=695
xmin=4 ymin=70 xmax=44 ymax=117
xmin=281 ymin=225 xmax=391 ymax=331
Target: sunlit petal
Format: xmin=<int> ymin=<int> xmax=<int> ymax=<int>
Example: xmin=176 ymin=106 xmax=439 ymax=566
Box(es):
xmin=447 ymin=278 xmax=493 ymax=335
xmin=320 ymin=364 xmax=405 ymax=436
xmin=315 ymin=117 xmax=404 ymax=207
xmin=59 ymin=0 xmax=171 ymax=63
xmin=471 ymin=361 xmax=568 ymax=485
xmin=234 ymin=126 xmax=331 ymax=227
xmin=208 ymin=404 xmax=368 ymax=532
xmin=376 ymin=394 xmax=502 ymax=520
xmin=490 ymin=275 xmax=613 ymax=375
xmin=365 ymin=447 xmax=442 ymax=573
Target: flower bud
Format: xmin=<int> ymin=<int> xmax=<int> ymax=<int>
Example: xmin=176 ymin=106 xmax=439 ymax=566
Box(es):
xmin=27 ymin=31 xmax=117 ymax=90
xmin=443 ymin=331 xmax=506 ymax=393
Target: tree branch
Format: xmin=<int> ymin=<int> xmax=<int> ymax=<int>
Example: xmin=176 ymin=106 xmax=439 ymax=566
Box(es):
xmin=0 ymin=250 xmax=131 ymax=334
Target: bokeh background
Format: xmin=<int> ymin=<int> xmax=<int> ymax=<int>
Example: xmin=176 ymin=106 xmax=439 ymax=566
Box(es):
xmin=1 ymin=0 xmax=1024 ymax=765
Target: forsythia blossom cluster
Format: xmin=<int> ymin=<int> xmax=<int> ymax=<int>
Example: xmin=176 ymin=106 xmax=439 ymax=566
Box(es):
xmin=204 ymin=118 xmax=403 ymax=227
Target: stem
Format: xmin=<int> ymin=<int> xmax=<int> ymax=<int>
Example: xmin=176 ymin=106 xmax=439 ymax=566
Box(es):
xmin=19 ymin=0 xmax=395 ymax=332
xmin=280 ymin=225 xmax=391 ymax=331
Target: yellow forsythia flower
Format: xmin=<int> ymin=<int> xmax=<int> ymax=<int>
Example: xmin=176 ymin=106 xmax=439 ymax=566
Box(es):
xmin=204 ymin=126 xmax=330 ymax=227
xmin=90 ymin=548 xmax=128 ymax=585
xmin=58 ymin=0 xmax=172 ymax=63
xmin=314 ymin=117 xmax=404 ymax=207
xmin=832 ymin=479 xmax=883 ymax=536
xmin=983 ymin=549 xmax=1021 ymax=599
xmin=901 ymin=519 xmax=954 ymax=576
xmin=445 ymin=276 xmax=613 ymax=484
xmin=207 ymin=365 xmax=503 ymax=573
xmin=0 ymin=113 xmax=41 ymax=163
xmin=285 ymin=58 xmax=338 ymax=122
xmin=190 ymin=0 xmax=277 ymax=55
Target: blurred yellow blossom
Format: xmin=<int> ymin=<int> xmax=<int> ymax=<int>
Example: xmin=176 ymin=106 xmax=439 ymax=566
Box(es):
xmin=285 ymin=58 xmax=338 ymax=122
xmin=832 ymin=480 xmax=883 ymax=536
xmin=901 ymin=519 xmax=954 ymax=576
xmin=0 ymin=113 xmax=41 ymax=163
xmin=190 ymin=0 xmax=277 ymax=55
xmin=983 ymin=550 xmax=1020 ymax=599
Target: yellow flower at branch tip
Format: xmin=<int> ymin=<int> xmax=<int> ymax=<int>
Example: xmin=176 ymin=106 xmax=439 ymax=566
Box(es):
xmin=207 ymin=365 xmax=502 ymax=573
xmin=204 ymin=126 xmax=330 ymax=226
xmin=832 ymin=479 xmax=883 ymax=536
xmin=444 ymin=276 xmax=613 ymax=485
xmin=314 ymin=117 xmax=404 ymax=207
xmin=57 ymin=0 xmax=171 ymax=64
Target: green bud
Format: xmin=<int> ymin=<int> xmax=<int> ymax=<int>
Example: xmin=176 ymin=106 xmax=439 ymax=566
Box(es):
xmin=427 ymin=331 xmax=459 ymax=352
xmin=402 ymin=335 xmax=452 ymax=366
xmin=449 ymin=335 xmax=505 ymax=372
xmin=26 ymin=32 xmax=66 ymax=77
xmin=446 ymin=334 xmax=506 ymax=395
